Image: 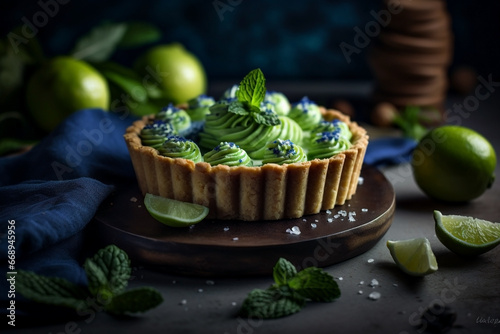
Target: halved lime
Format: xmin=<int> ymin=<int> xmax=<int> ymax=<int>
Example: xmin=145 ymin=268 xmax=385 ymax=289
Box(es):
xmin=386 ymin=238 xmax=438 ymax=276
xmin=434 ymin=210 xmax=500 ymax=256
xmin=144 ymin=193 xmax=209 ymax=227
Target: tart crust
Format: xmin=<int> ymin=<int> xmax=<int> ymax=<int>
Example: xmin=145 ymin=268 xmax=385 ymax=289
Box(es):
xmin=124 ymin=108 xmax=369 ymax=221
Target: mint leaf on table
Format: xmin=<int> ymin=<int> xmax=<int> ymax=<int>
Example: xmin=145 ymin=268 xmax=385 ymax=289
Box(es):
xmin=15 ymin=244 xmax=162 ymax=318
xmin=84 ymin=244 xmax=131 ymax=296
xmin=236 ymin=68 xmax=266 ymax=108
xmin=104 ymin=287 xmax=164 ymax=315
xmin=240 ymin=286 xmax=305 ymax=319
xmin=288 ymin=267 xmax=341 ymax=302
xmin=273 ymin=257 xmax=298 ymax=286
xmin=240 ymin=258 xmax=341 ymax=319
xmin=14 ymin=270 xmax=89 ymax=310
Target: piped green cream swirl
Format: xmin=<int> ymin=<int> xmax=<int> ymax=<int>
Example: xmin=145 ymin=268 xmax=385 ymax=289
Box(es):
xmin=203 ymin=142 xmax=252 ymax=166
xmin=140 ymin=120 xmax=176 ymax=149
xmin=311 ymin=119 xmax=352 ymax=141
xmin=187 ymin=94 xmax=215 ymax=121
xmin=262 ymin=139 xmax=307 ymax=165
xmin=306 ymin=130 xmax=351 ymax=160
xmin=265 ymin=91 xmax=291 ymax=116
xmin=158 ymin=135 xmax=202 ymax=163
xmin=155 ymin=103 xmax=191 ymax=133
xmin=199 ymin=102 xmax=303 ymax=159
xmin=288 ymin=96 xmax=323 ymax=131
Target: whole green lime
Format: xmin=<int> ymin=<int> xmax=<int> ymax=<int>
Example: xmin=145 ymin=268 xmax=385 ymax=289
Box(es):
xmin=134 ymin=43 xmax=207 ymax=104
xmin=26 ymin=56 xmax=109 ymax=132
xmin=411 ymin=125 xmax=496 ymax=202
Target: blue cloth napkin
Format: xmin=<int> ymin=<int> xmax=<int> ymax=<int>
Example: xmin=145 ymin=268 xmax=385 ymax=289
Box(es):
xmin=364 ymin=137 xmax=417 ymax=167
xmin=0 ymin=108 xmax=137 ymax=316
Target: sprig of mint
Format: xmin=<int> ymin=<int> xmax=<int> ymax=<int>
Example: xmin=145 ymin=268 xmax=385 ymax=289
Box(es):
xmin=227 ymin=68 xmax=280 ymax=126
xmin=14 ymin=245 xmax=163 ymax=316
xmin=393 ymin=106 xmax=431 ymax=141
xmin=240 ymin=258 xmax=340 ymax=319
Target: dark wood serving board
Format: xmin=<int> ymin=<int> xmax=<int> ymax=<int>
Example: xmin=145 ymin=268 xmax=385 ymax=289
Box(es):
xmin=94 ymin=165 xmax=395 ymax=277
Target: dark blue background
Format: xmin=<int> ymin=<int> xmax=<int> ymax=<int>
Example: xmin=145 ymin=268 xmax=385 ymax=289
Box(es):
xmin=1 ymin=1 xmax=499 ymax=81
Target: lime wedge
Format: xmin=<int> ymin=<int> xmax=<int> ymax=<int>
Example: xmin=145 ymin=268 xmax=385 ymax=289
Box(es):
xmin=144 ymin=193 xmax=209 ymax=227
xmin=386 ymin=238 xmax=438 ymax=276
xmin=434 ymin=210 xmax=500 ymax=256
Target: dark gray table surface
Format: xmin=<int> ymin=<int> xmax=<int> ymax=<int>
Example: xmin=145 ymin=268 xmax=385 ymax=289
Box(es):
xmin=6 ymin=84 xmax=500 ymax=334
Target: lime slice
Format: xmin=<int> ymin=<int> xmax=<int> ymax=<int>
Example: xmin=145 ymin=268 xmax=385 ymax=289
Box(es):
xmin=434 ymin=210 xmax=500 ymax=256
xmin=386 ymin=238 xmax=438 ymax=276
xmin=144 ymin=193 xmax=209 ymax=227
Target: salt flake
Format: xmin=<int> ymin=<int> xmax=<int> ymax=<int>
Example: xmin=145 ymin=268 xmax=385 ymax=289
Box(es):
xmin=311 ymin=223 xmax=317 ymax=228
xmin=369 ymin=279 xmax=379 ymax=287
xmin=286 ymin=226 xmax=301 ymax=235
xmin=368 ymin=291 xmax=381 ymax=300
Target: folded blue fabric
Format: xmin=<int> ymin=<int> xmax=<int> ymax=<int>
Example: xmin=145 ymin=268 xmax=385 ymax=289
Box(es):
xmin=0 ymin=108 xmax=137 ymax=316
xmin=364 ymin=137 xmax=417 ymax=167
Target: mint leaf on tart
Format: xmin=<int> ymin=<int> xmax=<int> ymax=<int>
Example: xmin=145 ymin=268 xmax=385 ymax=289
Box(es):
xmin=227 ymin=101 xmax=250 ymax=116
xmin=240 ymin=258 xmax=341 ymax=319
xmin=252 ymin=110 xmax=281 ymax=126
xmin=236 ymin=68 xmax=266 ymax=108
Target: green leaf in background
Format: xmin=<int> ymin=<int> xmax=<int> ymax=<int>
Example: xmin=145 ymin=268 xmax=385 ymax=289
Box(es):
xmin=273 ymin=258 xmax=298 ymax=286
xmin=104 ymin=287 xmax=164 ymax=315
xmin=83 ymin=245 xmax=131 ymax=296
xmin=14 ymin=270 xmax=89 ymax=310
xmin=71 ymin=23 xmax=128 ymax=62
xmin=393 ymin=106 xmax=430 ymax=141
xmin=117 ymin=22 xmax=162 ymax=49
xmin=288 ymin=267 xmax=341 ymax=302
xmin=96 ymin=62 xmax=149 ymax=103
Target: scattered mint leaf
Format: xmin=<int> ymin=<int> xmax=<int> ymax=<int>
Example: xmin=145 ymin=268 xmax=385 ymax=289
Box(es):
xmin=84 ymin=244 xmax=131 ymax=296
xmin=240 ymin=258 xmax=341 ymax=319
xmin=70 ymin=22 xmax=128 ymax=62
xmin=14 ymin=270 xmax=89 ymax=310
xmin=227 ymin=101 xmax=249 ymax=116
xmin=15 ymin=245 xmax=162 ymax=318
xmin=288 ymin=267 xmax=340 ymax=302
xmin=273 ymin=257 xmax=297 ymax=286
xmin=104 ymin=287 xmax=164 ymax=315
xmin=240 ymin=286 xmax=305 ymax=319
xmin=236 ymin=68 xmax=266 ymax=108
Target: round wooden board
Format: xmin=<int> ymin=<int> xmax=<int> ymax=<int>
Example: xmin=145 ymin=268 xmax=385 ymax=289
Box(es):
xmin=94 ymin=165 xmax=395 ymax=277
